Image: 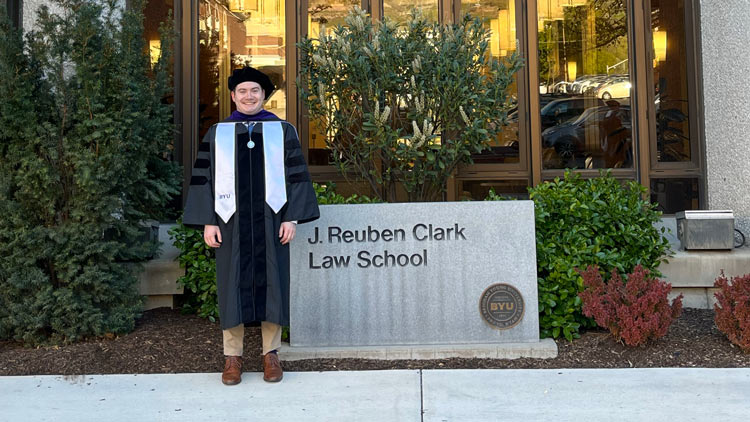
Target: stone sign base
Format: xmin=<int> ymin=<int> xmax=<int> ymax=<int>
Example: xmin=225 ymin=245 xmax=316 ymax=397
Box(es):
xmin=279 ymin=339 xmax=558 ymax=361
xmin=290 ymin=201 xmax=541 ymax=348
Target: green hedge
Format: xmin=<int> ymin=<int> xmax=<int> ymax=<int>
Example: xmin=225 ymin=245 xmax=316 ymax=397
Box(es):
xmin=529 ymin=171 xmax=671 ymax=340
xmin=170 ymin=217 xmax=218 ymax=320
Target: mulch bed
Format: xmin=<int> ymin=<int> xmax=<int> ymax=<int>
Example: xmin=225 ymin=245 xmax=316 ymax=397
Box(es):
xmin=1 ymin=307 xmax=748 ymax=376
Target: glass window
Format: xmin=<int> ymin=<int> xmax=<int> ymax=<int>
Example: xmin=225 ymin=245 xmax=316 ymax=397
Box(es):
xmin=458 ymin=179 xmax=529 ymax=201
xmin=199 ymin=0 xmax=286 ymax=140
xmin=650 ymin=178 xmax=699 ymax=214
xmin=306 ymin=0 xmax=354 ymax=166
xmin=538 ymin=0 xmax=633 ymax=170
xmin=651 ymin=0 xmax=692 ymax=163
xmin=144 ymin=0 xmax=175 ymax=147
xmin=308 ymin=0 xmax=352 ymax=38
xmin=144 ymin=0 xmax=174 ymax=72
xmin=383 ymin=0 xmax=439 ymax=23
xmin=461 ymin=0 xmax=520 ymax=165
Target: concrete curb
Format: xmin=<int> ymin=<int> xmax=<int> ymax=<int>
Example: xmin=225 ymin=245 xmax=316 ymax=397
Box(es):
xmin=279 ymin=339 xmax=558 ymax=360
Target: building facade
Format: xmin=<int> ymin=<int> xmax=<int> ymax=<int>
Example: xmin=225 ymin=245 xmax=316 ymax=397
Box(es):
xmin=12 ymin=0 xmax=750 ymax=234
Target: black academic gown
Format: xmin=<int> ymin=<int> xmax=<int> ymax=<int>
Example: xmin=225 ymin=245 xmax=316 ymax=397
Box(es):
xmin=182 ymin=114 xmax=319 ymax=329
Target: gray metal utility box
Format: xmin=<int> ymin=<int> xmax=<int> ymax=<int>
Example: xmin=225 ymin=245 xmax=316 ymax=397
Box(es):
xmin=675 ymin=210 xmax=734 ymax=250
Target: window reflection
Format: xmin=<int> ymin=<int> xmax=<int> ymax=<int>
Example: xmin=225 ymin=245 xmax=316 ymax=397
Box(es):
xmin=458 ymin=180 xmax=529 ymax=201
xmin=650 ymin=178 xmax=699 ymax=213
xmin=308 ymin=0 xmax=353 ymax=38
xmin=538 ymin=0 xmax=633 ymax=170
xmin=144 ymin=0 xmax=174 ymax=88
xmin=198 ymin=0 xmax=286 ymax=141
xmin=652 ymin=0 xmax=691 ymax=163
xmin=462 ymin=0 xmax=519 ymax=165
xmin=383 ymin=0 xmax=439 ymax=24
xmin=306 ymin=0 xmax=356 ymax=166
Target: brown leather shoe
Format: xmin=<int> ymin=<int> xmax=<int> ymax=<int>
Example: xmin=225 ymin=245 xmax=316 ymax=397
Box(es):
xmin=222 ymin=355 xmax=242 ymax=385
xmin=263 ymin=352 xmax=283 ymax=382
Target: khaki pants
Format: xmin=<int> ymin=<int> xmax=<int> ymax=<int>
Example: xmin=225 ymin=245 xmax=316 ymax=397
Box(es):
xmin=222 ymin=322 xmax=281 ymax=356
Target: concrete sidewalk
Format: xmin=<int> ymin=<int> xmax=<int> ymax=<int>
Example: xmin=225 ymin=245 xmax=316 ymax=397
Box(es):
xmin=1 ymin=368 xmax=749 ymax=421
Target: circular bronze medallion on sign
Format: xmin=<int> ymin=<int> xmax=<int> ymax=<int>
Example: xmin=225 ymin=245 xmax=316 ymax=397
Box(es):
xmin=479 ymin=283 xmax=525 ymax=330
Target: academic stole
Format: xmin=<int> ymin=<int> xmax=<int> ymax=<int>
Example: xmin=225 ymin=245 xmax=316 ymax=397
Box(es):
xmin=214 ymin=121 xmax=287 ymax=223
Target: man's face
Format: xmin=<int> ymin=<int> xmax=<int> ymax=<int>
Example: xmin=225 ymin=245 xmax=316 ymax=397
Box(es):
xmin=231 ymin=81 xmax=265 ymax=115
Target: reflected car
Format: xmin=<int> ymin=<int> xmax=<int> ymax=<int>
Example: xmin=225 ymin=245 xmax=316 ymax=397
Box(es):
xmin=596 ymin=78 xmax=632 ymax=99
xmin=542 ymin=105 xmax=632 ymax=168
xmin=540 ymin=97 xmax=606 ymax=131
xmin=579 ymin=75 xmax=610 ymax=94
xmin=568 ymin=75 xmax=603 ymax=94
xmin=551 ymin=81 xmax=570 ymax=94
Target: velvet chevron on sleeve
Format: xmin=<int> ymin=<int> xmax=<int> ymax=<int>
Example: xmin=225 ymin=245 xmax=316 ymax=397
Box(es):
xmin=280 ymin=122 xmax=320 ymax=225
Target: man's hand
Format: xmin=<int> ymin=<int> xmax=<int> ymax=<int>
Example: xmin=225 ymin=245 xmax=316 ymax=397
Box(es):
xmin=279 ymin=222 xmax=296 ymax=245
xmin=204 ymin=225 xmax=222 ymax=248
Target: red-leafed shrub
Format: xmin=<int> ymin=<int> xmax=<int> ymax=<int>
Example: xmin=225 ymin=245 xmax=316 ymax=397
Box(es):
xmin=578 ymin=265 xmax=683 ymax=347
xmin=713 ymin=272 xmax=750 ymax=353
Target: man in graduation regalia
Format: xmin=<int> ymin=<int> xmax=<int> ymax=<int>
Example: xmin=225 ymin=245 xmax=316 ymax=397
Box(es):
xmin=182 ymin=67 xmax=319 ymax=385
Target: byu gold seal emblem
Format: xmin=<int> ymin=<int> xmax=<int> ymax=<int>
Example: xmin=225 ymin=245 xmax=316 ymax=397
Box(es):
xmin=479 ymin=283 xmax=525 ymax=330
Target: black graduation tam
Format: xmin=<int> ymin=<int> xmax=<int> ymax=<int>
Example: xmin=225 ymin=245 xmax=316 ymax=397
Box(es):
xmin=228 ymin=67 xmax=275 ymax=99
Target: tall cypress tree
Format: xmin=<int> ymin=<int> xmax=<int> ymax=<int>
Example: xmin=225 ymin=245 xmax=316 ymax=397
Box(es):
xmin=0 ymin=0 xmax=180 ymax=345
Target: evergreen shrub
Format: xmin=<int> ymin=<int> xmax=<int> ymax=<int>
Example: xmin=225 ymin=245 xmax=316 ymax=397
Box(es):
xmin=169 ymin=183 xmax=376 ymax=321
xmin=170 ymin=217 xmax=218 ymax=320
xmin=0 ymin=0 xmax=179 ymax=345
xmin=713 ymin=272 xmax=750 ymax=352
xmin=528 ymin=171 xmax=671 ymax=340
xmin=579 ymin=265 xmax=682 ymax=346
xmin=299 ymin=7 xmax=522 ymax=202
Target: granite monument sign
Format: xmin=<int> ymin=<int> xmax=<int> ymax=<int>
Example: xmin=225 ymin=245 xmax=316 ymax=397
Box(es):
xmin=289 ymin=201 xmax=540 ymax=349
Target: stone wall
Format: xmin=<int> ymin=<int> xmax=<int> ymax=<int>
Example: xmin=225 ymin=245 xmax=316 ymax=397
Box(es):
xmin=700 ymin=0 xmax=750 ymax=237
xmin=22 ymin=0 xmax=62 ymax=30
xmin=22 ymin=1 xmax=124 ymax=31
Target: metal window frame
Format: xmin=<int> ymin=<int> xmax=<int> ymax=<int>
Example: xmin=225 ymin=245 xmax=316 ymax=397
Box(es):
xmin=531 ymin=0 xmax=640 ymax=184
xmin=176 ymin=0 xmax=197 ymax=202
xmin=645 ymin=0 xmax=703 ymax=173
xmin=645 ymin=0 xmax=706 ymax=209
